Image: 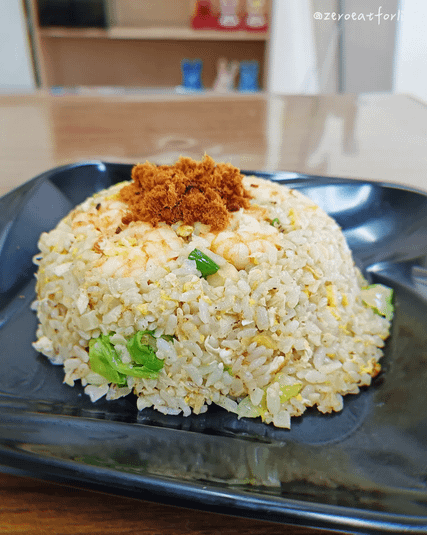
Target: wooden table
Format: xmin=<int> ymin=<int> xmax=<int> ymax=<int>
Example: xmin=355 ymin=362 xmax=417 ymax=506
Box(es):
xmin=1 ymin=91 xmax=426 ymax=197
xmin=1 ymin=91 xmax=426 ymax=535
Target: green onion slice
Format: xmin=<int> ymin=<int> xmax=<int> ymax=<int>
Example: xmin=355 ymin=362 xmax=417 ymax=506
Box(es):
xmin=361 ymin=284 xmax=394 ymax=321
xmin=188 ymin=248 xmax=220 ymax=278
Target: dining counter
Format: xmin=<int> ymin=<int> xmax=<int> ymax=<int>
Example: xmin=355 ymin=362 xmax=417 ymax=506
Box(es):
xmin=1 ymin=91 xmax=427 ymax=535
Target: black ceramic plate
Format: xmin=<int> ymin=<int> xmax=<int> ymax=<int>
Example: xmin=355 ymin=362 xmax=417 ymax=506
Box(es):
xmin=1 ymin=162 xmax=427 ymax=534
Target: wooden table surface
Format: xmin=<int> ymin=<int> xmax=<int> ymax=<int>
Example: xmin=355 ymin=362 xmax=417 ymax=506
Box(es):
xmin=1 ymin=91 xmax=426 ymax=535
xmin=0 ymin=471 xmax=331 ymax=535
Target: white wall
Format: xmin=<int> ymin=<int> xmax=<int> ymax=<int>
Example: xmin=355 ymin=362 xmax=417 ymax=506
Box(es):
xmin=0 ymin=0 xmax=35 ymax=92
xmin=341 ymin=0 xmax=400 ymax=93
xmin=394 ymin=0 xmax=427 ymax=103
xmin=268 ymin=0 xmax=426 ymax=97
xmin=311 ymin=0 xmax=340 ymax=93
xmin=267 ymin=0 xmax=319 ymax=93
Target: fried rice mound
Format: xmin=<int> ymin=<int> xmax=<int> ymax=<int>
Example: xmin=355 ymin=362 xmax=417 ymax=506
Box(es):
xmin=32 ymin=158 xmax=391 ymax=428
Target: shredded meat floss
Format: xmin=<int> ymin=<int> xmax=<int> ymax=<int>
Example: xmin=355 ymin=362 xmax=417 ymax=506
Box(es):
xmin=119 ymin=155 xmax=252 ymax=231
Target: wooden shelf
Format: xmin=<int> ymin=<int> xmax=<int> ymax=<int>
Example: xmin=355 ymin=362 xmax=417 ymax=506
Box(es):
xmin=39 ymin=27 xmax=108 ymax=39
xmin=39 ymin=26 xmax=269 ymax=41
xmin=30 ymin=0 xmax=270 ymax=90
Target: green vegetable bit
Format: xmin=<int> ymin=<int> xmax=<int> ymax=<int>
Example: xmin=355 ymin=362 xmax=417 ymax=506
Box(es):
xmin=236 ymin=382 xmax=302 ymax=420
xmin=89 ymin=330 xmax=166 ymax=386
xmin=188 ymin=248 xmax=220 ymax=278
xmin=361 ymin=284 xmax=394 ymax=321
xmin=236 ymin=396 xmax=262 ymax=419
xmin=161 ymin=334 xmax=175 ymax=342
xmin=88 ymin=335 xmax=127 ymax=387
xmin=270 ymin=217 xmax=280 ymax=227
xmin=127 ymin=330 xmax=164 ymax=371
xmin=279 ymin=383 xmax=302 ymax=403
xmin=223 ymin=365 xmax=234 ymax=376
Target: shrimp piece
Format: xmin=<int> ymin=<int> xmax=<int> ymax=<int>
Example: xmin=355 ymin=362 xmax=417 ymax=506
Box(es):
xmin=95 ymin=223 xmax=184 ymax=274
xmin=246 ymin=235 xmax=278 ymax=264
xmin=137 ymin=226 xmax=183 ymax=264
xmin=71 ymin=198 xmax=124 ymax=236
xmin=211 ymin=230 xmax=277 ymax=269
xmin=211 ymin=231 xmax=250 ymax=270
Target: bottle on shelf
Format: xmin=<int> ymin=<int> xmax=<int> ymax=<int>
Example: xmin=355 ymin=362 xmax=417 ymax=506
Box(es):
xmin=181 ymin=59 xmax=204 ymax=90
xmin=191 ymin=0 xmax=218 ymax=29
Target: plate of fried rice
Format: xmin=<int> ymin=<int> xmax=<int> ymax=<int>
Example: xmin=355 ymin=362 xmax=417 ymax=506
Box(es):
xmin=1 ymin=158 xmax=427 ymax=534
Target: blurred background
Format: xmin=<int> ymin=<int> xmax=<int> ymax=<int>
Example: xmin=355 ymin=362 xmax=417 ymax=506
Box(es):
xmin=1 ymin=0 xmax=426 ymax=102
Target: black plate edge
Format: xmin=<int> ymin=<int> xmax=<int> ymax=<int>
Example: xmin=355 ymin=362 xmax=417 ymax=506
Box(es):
xmin=1 ymin=442 xmax=426 ymax=535
xmin=10 ymin=160 xmax=427 ymax=197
